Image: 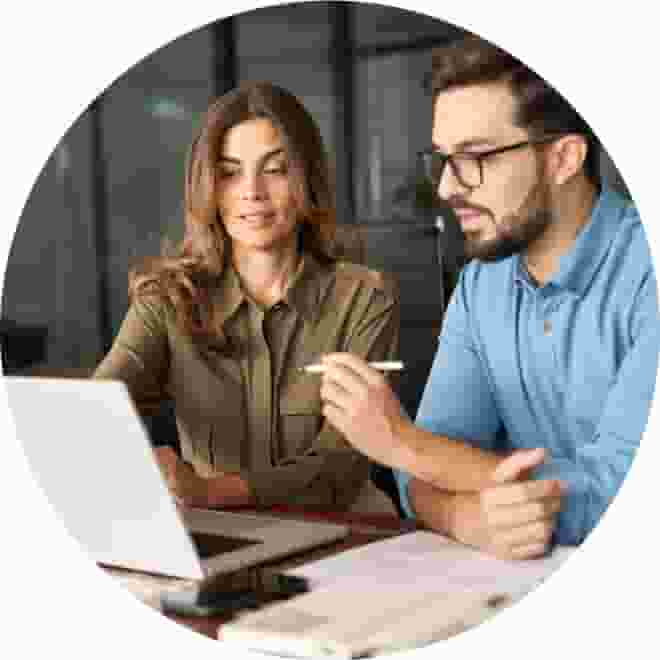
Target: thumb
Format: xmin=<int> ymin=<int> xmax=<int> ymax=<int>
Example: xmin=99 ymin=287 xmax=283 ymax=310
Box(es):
xmin=154 ymin=446 xmax=178 ymax=475
xmin=492 ymin=448 xmax=546 ymax=484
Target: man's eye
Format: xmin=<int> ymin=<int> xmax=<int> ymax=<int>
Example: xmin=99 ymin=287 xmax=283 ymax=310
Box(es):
xmin=218 ymin=169 xmax=239 ymax=178
xmin=264 ymin=166 xmax=287 ymax=175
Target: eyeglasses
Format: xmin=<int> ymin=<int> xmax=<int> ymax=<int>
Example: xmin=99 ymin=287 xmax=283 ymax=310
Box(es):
xmin=418 ymin=136 xmax=561 ymax=190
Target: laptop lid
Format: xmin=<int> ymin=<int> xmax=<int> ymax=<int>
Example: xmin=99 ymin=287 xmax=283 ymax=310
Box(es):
xmin=5 ymin=376 xmax=206 ymax=579
xmin=4 ymin=377 xmax=348 ymax=580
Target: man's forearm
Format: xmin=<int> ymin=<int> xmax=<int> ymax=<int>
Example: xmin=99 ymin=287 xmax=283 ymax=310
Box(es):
xmin=407 ymin=477 xmax=456 ymax=535
xmin=408 ymin=477 xmax=490 ymax=550
xmin=393 ymin=419 xmax=500 ymax=492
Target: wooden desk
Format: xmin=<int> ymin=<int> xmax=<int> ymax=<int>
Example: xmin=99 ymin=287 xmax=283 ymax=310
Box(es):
xmin=107 ymin=507 xmax=415 ymax=640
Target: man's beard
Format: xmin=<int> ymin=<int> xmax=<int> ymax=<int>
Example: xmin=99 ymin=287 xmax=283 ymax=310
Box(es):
xmin=463 ymin=180 xmax=554 ymax=263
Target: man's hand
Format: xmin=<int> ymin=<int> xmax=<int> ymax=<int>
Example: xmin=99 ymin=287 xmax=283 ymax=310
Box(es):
xmin=319 ymin=353 xmax=410 ymax=465
xmin=443 ymin=448 xmax=564 ymax=559
xmin=153 ymin=447 xmax=253 ymax=508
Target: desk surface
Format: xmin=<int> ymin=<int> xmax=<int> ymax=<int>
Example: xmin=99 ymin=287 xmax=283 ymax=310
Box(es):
xmin=106 ymin=507 xmax=415 ymax=640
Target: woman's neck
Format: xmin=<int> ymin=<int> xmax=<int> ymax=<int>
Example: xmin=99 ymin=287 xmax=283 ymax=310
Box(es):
xmin=232 ymin=242 xmax=300 ymax=307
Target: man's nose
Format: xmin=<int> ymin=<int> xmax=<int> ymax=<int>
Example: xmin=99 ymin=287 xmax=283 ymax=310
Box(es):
xmin=437 ymin=163 xmax=470 ymax=201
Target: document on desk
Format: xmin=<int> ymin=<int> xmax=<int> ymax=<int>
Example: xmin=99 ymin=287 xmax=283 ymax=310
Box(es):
xmin=287 ymin=530 xmax=572 ymax=594
xmin=219 ymin=532 xmax=574 ymax=658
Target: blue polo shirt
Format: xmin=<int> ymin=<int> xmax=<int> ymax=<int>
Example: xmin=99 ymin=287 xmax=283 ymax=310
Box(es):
xmin=396 ymin=187 xmax=659 ymax=545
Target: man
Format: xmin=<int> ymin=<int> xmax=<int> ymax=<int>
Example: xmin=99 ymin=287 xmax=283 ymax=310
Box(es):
xmin=319 ymin=35 xmax=659 ymax=559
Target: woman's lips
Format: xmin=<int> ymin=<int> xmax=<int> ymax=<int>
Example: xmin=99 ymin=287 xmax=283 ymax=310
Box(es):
xmin=240 ymin=211 xmax=275 ymax=225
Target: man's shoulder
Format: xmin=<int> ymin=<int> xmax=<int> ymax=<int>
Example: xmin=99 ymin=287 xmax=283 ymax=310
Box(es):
xmin=606 ymin=193 xmax=652 ymax=273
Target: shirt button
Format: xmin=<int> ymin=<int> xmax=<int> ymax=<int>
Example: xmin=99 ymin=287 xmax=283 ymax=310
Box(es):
xmin=543 ymin=319 xmax=552 ymax=335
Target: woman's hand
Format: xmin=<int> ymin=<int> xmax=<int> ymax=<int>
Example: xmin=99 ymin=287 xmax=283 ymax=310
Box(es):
xmin=154 ymin=446 xmax=211 ymax=507
xmin=153 ymin=447 xmax=255 ymax=508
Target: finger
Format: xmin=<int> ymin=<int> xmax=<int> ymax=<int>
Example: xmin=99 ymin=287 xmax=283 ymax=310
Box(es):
xmin=493 ymin=518 xmax=555 ymax=550
xmin=319 ymin=379 xmax=353 ymax=411
xmin=322 ymin=402 xmax=349 ymax=436
xmin=320 ymin=360 xmax=370 ymax=398
xmin=508 ymin=542 xmax=549 ymax=560
xmin=154 ymin=446 xmax=177 ymax=460
xmin=484 ymin=478 xmax=564 ymax=507
xmin=154 ymin=446 xmax=178 ymax=468
xmin=154 ymin=450 xmax=178 ymax=481
xmin=487 ymin=496 xmax=562 ymax=529
xmin=491 ymin=448 xmax=546 ymax=484
xmin=165 ymin=476 xmax=180 ymax=497
xmin=322 ymin=353 xmax=386 ymax=388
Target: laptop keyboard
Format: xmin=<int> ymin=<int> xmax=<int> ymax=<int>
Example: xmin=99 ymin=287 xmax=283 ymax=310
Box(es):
xmin=190 ymin=532 xmax=261 ymax=559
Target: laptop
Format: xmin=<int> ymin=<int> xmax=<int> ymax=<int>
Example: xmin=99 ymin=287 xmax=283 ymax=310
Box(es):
xmin=3 ymin=376 xmax=349 ymax=580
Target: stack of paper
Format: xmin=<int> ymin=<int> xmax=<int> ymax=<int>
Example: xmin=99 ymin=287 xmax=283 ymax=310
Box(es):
xmin=219 ymin=532 xmax=574 ymax=657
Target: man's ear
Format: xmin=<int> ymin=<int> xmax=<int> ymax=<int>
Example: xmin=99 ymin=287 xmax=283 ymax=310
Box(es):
xmin=547 ymin=134 xmax=588 ymax=185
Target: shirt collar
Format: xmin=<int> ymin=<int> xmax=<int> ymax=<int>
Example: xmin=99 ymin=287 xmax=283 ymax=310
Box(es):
xmin=212 ymin=253 xmax=323 ymax=326
xmin=281 ymin=253 xmax=323 ymax=324
xmin=212 ymin=261 xmax=246 ymax=327
xmin=514 ymin=186 xmax=627 ymax=297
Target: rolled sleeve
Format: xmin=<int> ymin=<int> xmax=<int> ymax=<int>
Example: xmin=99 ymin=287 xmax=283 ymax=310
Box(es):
xmin=93 ymin=297 xmax=171 ymax=416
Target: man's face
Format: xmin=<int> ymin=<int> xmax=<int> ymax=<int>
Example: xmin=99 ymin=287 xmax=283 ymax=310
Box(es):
xmin=432 ymin=82 xmax=553 ymax=261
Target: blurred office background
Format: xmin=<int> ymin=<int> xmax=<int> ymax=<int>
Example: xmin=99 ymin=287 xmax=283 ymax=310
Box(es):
xmin=1 ymin=2 xmax=628 ymax=429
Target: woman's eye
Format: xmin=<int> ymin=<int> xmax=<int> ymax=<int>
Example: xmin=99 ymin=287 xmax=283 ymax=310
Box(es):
xmin=218 ymin=169 xmax=239 ymax=178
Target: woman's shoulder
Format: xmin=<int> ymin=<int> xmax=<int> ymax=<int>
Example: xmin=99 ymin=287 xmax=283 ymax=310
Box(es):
xmin=129 ymin=289 xmax=177 ymax=327
xmin=327 ymin=260 xmax=398 ymax=300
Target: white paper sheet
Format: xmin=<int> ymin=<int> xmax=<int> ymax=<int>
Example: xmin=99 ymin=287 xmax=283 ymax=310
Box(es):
xmin=288 ymin=531 xmax=574 ymax=598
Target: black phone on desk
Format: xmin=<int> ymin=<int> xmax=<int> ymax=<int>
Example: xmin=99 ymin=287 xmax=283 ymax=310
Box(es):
xmin=160 ymin=572 xmax=309 ymax=617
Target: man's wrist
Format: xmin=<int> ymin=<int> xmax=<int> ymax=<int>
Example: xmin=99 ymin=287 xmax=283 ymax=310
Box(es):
xmin=389 ymin=416 xmax=422 ymax=475
xmin=409 ymin=477 xmax=459 ymax=538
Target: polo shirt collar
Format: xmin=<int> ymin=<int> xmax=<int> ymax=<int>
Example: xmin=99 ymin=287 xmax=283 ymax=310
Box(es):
xmin=514 ymin=186 xmax=626 ymax=296
xmin=551 ymin=186 xmax=625 ymax=296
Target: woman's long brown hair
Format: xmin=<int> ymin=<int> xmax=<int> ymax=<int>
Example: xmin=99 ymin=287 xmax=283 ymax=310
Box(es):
xmin=129 ymin=81 xmax=338 ymax=348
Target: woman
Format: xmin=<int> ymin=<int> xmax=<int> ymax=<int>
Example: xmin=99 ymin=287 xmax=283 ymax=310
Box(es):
xmin=94 ymin=81 xmax=399 ymax=514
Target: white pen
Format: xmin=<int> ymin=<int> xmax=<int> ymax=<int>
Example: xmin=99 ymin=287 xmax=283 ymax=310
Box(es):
xmin=299 ymin=360 xmax=405 ymax=374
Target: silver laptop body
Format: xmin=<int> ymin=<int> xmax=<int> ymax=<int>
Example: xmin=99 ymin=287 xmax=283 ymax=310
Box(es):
xmin=3 ymin=376 xmax=348 ymax=580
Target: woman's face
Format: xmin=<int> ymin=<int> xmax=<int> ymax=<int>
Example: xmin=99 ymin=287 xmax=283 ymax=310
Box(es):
xmin=216 ymin=118 xmax=299 ymax=254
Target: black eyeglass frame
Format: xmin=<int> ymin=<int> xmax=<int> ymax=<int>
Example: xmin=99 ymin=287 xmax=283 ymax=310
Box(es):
xmin=418 ymin=135 xmax=564 ymax=190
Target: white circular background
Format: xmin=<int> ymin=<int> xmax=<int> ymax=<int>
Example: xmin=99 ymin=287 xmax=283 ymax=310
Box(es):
xmin=1 ymin=2 xmax=657 ymax=659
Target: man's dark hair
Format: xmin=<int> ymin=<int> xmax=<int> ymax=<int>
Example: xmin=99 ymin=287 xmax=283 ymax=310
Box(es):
xmin=431 ymin=34 xmax=600 ymax=184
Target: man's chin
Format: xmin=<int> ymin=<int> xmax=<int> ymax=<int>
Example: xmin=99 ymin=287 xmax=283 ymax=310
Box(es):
xmin=465 ymin=237 xmax=521 ymax=262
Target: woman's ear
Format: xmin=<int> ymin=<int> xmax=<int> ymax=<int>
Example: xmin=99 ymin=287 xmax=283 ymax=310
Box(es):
xmin=547 ymin=134 xmax=589 ymax=186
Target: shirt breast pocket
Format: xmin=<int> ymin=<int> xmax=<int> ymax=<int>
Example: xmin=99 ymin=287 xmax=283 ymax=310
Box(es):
xmin=279 ymin=380 xmax=323 ymax=458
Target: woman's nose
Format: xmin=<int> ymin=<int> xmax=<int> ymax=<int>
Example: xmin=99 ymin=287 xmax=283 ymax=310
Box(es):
xmin=238 ymin=172 xmax=265 ymax=200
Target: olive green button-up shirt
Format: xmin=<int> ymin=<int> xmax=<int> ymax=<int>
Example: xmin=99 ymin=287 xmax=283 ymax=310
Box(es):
xmin=94 ymin=255 xmax=399 ymax=510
